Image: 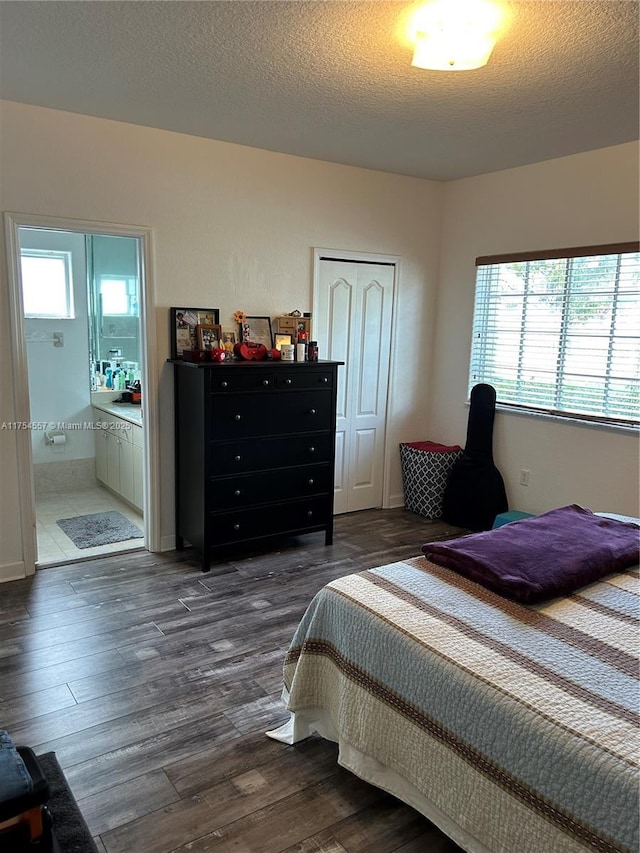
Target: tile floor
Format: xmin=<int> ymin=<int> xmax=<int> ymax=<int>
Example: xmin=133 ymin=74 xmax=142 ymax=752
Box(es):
xmin=35 ymin=482 xmax=144 ymax=566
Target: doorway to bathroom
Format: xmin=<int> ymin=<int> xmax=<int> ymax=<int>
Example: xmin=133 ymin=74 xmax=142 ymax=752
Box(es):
xmin=5 ymin=213 xmax=158 ymax=572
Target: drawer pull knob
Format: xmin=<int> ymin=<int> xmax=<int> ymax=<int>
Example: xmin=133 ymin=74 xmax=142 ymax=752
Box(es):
xmin=285 ymin=378 xmax=292 ymax=385
xmin=234 ymin=414 xmax=242 ymax=421
xmin=233 ymin=523 xmax=240 ymax=531
xmin=308 ymin=478 xmax=314 ymax=486
xmin=262 ymin=379 xmax=270 ymax=386
xmin=221 ymin=381 xmax=228 ymax=388
xmin=321 ymin=377 xmax=328 ymax=383
xmin=309 ymin=446 xmax=315 ymax=453
xmin=307 ymin=510 xmax=313 ymax=517
xmin=234 ymin=489 xmax=241 ymax=497
xmin=309 ymin=408 xmax=316 ymax=415
xmin=234 ymin=455 xmax=242 ymax=462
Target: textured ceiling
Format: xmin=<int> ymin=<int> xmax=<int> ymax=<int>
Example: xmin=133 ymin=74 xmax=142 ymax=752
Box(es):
xmin=0 ymin=1 xmax=638 ymax=181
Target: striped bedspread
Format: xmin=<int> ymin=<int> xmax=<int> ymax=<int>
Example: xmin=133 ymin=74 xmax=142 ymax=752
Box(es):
xmin=281 ymin=556 xmax=639 ymax=853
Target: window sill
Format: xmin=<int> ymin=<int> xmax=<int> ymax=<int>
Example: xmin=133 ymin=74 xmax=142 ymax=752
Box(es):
xmin=464 ymin=401 xmax=639 ymax=435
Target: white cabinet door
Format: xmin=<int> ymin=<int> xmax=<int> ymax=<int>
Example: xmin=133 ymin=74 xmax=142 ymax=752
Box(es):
xmin=119 ymin=438 xmax=135 ymax=505
xmin=315 ymin=259 xmax=395 ymax=514
xmin=95 ymin=428 xmax=109 ymax=485
xmin=132 ymin=443 xmax=143 ymax=512
xmin=94 ymin=411 xmax=143 ymax=513
xmin=105 ymin=430 xmax=120 ymax=493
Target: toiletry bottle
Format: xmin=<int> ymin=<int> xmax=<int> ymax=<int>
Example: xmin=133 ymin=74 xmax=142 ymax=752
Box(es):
xmin=105 ymin=368 xmax=113 ymax=389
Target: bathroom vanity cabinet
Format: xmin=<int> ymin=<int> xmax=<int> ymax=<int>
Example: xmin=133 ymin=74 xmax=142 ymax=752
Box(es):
xmin=93 ymin=406 xmax=143 ymax=511
xmin=171 ymin=359 xmax=342 ymax=572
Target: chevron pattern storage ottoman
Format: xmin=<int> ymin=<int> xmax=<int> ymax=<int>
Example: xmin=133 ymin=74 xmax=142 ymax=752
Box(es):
xmin=400 ymin=441 xmax=463 ymax=519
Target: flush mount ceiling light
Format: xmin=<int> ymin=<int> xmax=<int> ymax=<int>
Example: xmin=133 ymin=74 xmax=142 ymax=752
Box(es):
xmin=410 ymin=0 xmax=505 ymax=71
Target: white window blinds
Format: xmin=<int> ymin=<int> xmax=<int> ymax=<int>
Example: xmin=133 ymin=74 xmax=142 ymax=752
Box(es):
xmin=469 ymin=243 xmax=640 ymax=427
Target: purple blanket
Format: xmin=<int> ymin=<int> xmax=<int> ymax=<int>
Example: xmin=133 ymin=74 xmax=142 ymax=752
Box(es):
xmin=422 ymin=505 xmax=639 ymax=603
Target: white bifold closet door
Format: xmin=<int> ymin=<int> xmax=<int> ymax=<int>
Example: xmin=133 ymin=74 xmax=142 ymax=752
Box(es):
xmin=314 ymin=259 xmax=395 ymax=514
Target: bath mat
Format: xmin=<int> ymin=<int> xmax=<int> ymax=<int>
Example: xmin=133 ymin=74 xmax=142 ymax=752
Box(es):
xmin=56 ymin=511 xmax=143 ymax=549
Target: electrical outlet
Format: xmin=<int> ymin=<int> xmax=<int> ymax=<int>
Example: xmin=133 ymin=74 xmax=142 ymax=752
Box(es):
xmin=53 ymin=332 xmax=64 ymax=347
xmin=520 ymin=469 xmax=530 ymax=487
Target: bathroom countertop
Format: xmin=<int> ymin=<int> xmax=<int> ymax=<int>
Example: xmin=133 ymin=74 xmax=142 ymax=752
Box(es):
xmin=92 ymin=401 xmax=143 ymax=427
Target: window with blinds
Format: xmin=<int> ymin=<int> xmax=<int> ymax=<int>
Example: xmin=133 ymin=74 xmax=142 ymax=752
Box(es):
xmin=469 ymin=243 xmax=640 ymax=427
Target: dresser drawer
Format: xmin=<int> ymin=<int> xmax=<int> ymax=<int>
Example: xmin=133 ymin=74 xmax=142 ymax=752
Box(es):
xmin=211 ymin=391 xmax=332 ymax=439
xmin=210 ymin=464 xmax=332 ymax=508
xmin=211 ymin=433 xmax=333 ymax=475
xmin=207 ymin=496 xmax=331 ymax=546
xmin=276 ymin=371 xmax=333 ymax=390
xmin=209 ymin=371 xmax=276 ymax=394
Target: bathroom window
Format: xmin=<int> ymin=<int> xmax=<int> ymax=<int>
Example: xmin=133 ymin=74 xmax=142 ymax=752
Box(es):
xmin=99 ymin=276 xmax=138 ymax=316
xmin=21 ymin=249 xmax=75 ymax=319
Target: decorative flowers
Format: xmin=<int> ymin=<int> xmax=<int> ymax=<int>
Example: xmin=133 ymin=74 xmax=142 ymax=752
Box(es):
xmin=233 ymin=310 xmax=247 ymax=324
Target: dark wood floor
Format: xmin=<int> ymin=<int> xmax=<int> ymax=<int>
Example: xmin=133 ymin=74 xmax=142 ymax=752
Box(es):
xmin=1 ymin=508 xmax=466 ymax=853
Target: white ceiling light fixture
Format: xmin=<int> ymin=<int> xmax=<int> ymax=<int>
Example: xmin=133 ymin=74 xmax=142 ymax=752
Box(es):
xmin=411 ymin=0 xmax=506 ymax=71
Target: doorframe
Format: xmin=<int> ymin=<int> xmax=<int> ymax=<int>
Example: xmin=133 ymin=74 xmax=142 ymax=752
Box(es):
xmin=312 ymin=247 xmax=401 ymax=510
xmin=4 ymin=212 xmax=160 ymax=575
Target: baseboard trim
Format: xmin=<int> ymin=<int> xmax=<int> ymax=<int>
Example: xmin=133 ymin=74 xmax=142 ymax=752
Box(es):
xmin=160 ymin=534 xmax=177 ymax=552
xmin=0 ymin=562 xmax=26 ymax=583
xmin=388 ymin=493 xmax=405 ymax=509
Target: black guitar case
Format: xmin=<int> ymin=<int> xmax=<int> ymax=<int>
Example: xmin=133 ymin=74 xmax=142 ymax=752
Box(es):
xmin=442 ymin=383 xmax=508 ymax=530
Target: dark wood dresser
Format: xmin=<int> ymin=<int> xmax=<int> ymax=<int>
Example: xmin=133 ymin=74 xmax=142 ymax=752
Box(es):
xmin=171 ymin=359 xmax=342 ymax=571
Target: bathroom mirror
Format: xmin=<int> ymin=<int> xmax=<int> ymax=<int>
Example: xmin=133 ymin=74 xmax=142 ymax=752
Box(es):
xmin=87 ymin=234 xmax=141 ymax=386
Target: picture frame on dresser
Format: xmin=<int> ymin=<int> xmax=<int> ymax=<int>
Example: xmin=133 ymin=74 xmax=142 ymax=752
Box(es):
xmin=239 ymin=316 xmax=273 ymax=349
xmin=170 ymin=307 xmax=220 ymax=359
xmin=274 ymin=333 xmax=292 ymax=351
xmin=196 ymin=323 xmax=223 ymax=350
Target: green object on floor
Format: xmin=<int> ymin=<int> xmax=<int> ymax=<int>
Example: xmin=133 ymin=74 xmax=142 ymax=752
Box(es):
xmin=492 ymin=510 xmax=535 ymax=529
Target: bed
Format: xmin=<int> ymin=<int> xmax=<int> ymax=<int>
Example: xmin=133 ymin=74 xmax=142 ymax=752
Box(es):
xmin=267 ymin=509 xmax=639 ymax=853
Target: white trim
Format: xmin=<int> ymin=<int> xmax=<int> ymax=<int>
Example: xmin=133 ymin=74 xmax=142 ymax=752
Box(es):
xmin=466 ymin=400 xmax=640 ymax=435
xmin=312 ymin=247 xmax=401 ymax=510
xmin=0 ymin=562 xmax=27 ymax=583
xmin=388 ymin=492 xmax=406 ymax=509
xmin=4 ymin=215 xmax=37 ymax=576
xmin=3 ymin=212 xmax=161 ymax=575
xmin=160 ymin=533 xmax=177 ymax=552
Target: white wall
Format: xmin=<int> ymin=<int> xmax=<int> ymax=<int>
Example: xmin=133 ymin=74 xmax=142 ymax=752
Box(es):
xmin=0 ymin=100 xmax=443 ymax=577
xmin=430 ymin=142 xmax=639 ymax=517
xmin=20 ymin=228 xmax=94 ymax=463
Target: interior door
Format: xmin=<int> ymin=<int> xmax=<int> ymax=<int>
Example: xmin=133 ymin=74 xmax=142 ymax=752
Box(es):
xmin=315 ymin=258 xmax=395 ymax=514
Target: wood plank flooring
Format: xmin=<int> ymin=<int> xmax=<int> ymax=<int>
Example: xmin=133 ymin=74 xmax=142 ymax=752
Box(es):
xmin=0 ymin=508 xmax=466 ymax=853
